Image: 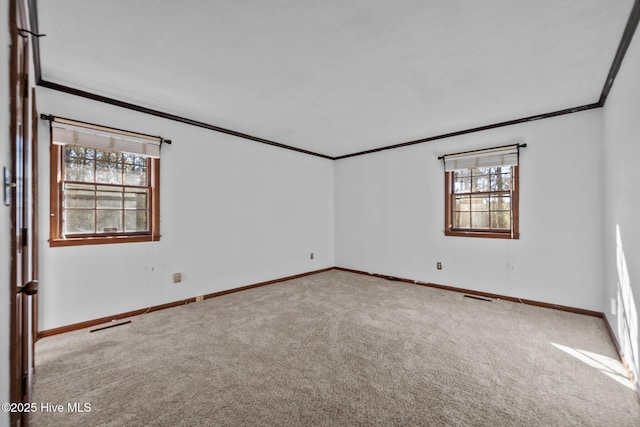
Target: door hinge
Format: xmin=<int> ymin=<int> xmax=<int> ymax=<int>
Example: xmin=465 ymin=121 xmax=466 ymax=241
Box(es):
xmin=23 ymin=74 xmax=29 ymax=98
xmin=21 ymin=372 xmax=27 ymax=397
xmin=21 ymin=227 xmax=28 ymax=247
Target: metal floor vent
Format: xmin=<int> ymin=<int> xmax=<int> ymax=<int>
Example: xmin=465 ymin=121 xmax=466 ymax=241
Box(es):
xmin=463 ymin=295 xmax=492 ymax=302
xmin=90 ymin=320 xmax=132 ymax=333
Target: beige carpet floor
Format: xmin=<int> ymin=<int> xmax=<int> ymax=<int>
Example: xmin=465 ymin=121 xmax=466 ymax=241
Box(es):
xmin=32 ymin=270 xmax=640 ymax=426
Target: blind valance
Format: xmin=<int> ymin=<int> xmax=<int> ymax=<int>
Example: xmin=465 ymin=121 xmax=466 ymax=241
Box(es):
xmin=442 ymin=144 xmax=521 ymax=172
xmin=50 ymin=118 xmax=162 ymax=158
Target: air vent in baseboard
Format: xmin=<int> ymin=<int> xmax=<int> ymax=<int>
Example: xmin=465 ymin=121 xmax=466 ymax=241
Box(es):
xmin=90 ymin=320 xmax=132 ymax=333
xmin=463 ymin=295 xmax=492 ymax=302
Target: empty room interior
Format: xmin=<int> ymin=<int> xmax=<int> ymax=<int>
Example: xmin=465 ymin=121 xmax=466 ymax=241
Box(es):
xmin=2 ymin=0 xmax=640 ymax=425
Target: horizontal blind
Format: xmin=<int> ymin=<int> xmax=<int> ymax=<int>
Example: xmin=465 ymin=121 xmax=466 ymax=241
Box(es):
xmin=443 ymin=144 xmax=519 ymax=172
xmin=51 ymin=121 xmax=162 ymax=158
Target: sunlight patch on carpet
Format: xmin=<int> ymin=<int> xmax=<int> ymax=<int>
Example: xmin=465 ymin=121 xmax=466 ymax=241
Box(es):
xmin=551 ymin=342 xmax=633 ymax=390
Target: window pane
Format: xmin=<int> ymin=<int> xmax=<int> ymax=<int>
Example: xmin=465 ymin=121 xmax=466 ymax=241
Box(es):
xmin=96 ymin=161 xmax=123 ymax=184
xmin=53 ymin=132 xmax=159 ymax=244
xmin=65 ymin=145 xmax=95 ymax=160
xmin=447 ymin=165 xmax=518 ymax=238
xmin=125 ymin=210 xmax=148 ymax=232
xmin=64 ymin=209 xmax=95 ymax=234
xmin=454 ymin=195 xmax=470 ymax=211
xmin=96 ymin=187 xmax=123 ymax=209
xmin=454 ymin=211 xmax=470 ymax=228
xmin=490 ymin=195 xmax=511 ymax=211
xmin=125 ymin=153 xmax=147 ymax=166
xmin=64 ymin=158 xmax=95 ymax=182
xmin=473 ymin=167 xmax=493 ymax=175
xmin=470 ymin=195 xmax=489 ymax=211
xmin=124 ymin=162 xmax=148 ymax=186
xmin=97 ymin=210 xmax=123 ymax=233
xmin=490 ymin=172 xmax=512 ymax=191
xmin=64 ymin=183 xmax=95 ymax=208
xmin=472 ymin=174 xmax=490 ymax=192
xmin=471 ymin=212 xmax=490 ymax=228
xmin=122 ymin=153 xmax=136 ymax=165
xmin=94 ymin=150 xmax=118 ymax=162
xmin=454 ymin=176 xmax=471 ymax=193
xmin=65 ymin=145 xmax=82 ymax=159
xmin=491 ymin=211 xmax=511 ymax=230
xmin=124 ymin=190 xmax=148 ymax=209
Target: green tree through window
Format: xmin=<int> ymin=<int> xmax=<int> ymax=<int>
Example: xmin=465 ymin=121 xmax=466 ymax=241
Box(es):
xmin=49 ymin=118 xmax=161 ymax=247
xmin=443 ymin=145 xmax=520 ymax=239
xmin=62 ymin=145 xmax=150 ymax=235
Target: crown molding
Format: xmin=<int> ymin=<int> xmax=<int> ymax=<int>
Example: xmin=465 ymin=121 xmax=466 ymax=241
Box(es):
xmin=28 ymin=0 xmax=640 ymax=160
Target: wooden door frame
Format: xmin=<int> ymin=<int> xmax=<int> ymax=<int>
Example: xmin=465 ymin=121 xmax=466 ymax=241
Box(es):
xmin=30 ymin=88 xmax=38 ymax=358
xmin=9 ymin=0 xmax=23 ymax=416
xmin=9 ymin=0 xmax=36 ymax=425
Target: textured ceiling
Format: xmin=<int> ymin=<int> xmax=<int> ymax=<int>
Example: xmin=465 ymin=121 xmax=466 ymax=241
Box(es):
xmin=37 ymin=0 xmax=635 ymax=157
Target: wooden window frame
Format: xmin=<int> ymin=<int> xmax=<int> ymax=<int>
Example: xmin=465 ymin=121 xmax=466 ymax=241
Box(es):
xmin=444 ymin=165 xmax=519 ymax=239
xmin=49 ymin=143 xmax=161 ymax=247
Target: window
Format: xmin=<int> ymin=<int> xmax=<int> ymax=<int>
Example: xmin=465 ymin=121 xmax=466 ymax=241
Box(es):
xmin=49 ymin=118 xmax=162 ymax=246
xmin=443 ymin=144 xmax=520 ymax=239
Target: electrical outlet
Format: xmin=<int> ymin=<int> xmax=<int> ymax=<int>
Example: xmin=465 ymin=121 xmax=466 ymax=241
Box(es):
xmin=436 ymin=262 xmax=442 ymax=270
xmin=172 ymin=272 xmax=182 ymax=283
xmin=611 ymin=298 xmax=617 ymax=315
xmin=310 ymin=252 xmax=314 ymax=260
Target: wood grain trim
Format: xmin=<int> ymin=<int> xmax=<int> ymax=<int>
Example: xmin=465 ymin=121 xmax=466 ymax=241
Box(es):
xmin=27 ymin=0 xmax=42 ymax=82
xmin=602 ymin=314 xmax=623 ymax=361
xmin=443 ymin=230 xmax=520 ymax=239
xmin=200 ymin=268 xmax=333 ymax=301
xmin=37 ymin=81 xmax=602 ymax=161
xmin=48 ymin=132 xmax=61 ymax=243
xmin=334 ymin=267 xmax=603 ymax=317
xmin=512 ymin=165 xmax=520 ymax=238
xmin=32 ymin=88 xmax=40 ymax=345
xmin=49 ymin=235 xmax=159 ymax=247
xmin=37 ymin=80 xmax=334 ymax=160
xmin=151 ymin=158 xmax=161 ymax=241
xmin=9 ymin=0 xmax=23 ymax=417
xmin=444 ymin=171 xmax=452 ymax=235
xmin=443 ymin=166 xmax=519 ymax=240
xmin=334 ymin=104 xmax=600 ymax=160
xmin=48 ymin=145 xmax=161 ymax=247
xmin=38 ymin=299 xmax=196 ymax=338
xmin=37 ymin=267 xmax=333 ymax=338
xmin=601 ymin=313 xmax=640 ymax=397
xmin=26 ymin=2 xmax=640 ymax=160
xmin=599 ymin=0 xmax=640 ymax=105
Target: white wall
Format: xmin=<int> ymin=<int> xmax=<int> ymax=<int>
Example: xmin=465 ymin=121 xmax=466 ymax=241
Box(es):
xmin=37 ymin=88 xmax=335 ymax=331
xmin=335 ymin=109 xmax=605 ymax=311
xmin=1 ymin=0 xmax=11 ymax=424
xmin=603 ymin=26 xmax=640 ymax=384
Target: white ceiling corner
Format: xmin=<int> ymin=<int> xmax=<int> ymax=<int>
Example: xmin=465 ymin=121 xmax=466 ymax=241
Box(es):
xmin=37 ymin=0 xmax=635 ymax=157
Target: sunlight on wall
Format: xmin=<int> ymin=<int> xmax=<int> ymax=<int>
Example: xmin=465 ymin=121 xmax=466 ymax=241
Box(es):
xmin=551 ymin=343 xmax=633 ymax=390
xmin=616 ymin=224 xmax=638 ymax=383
